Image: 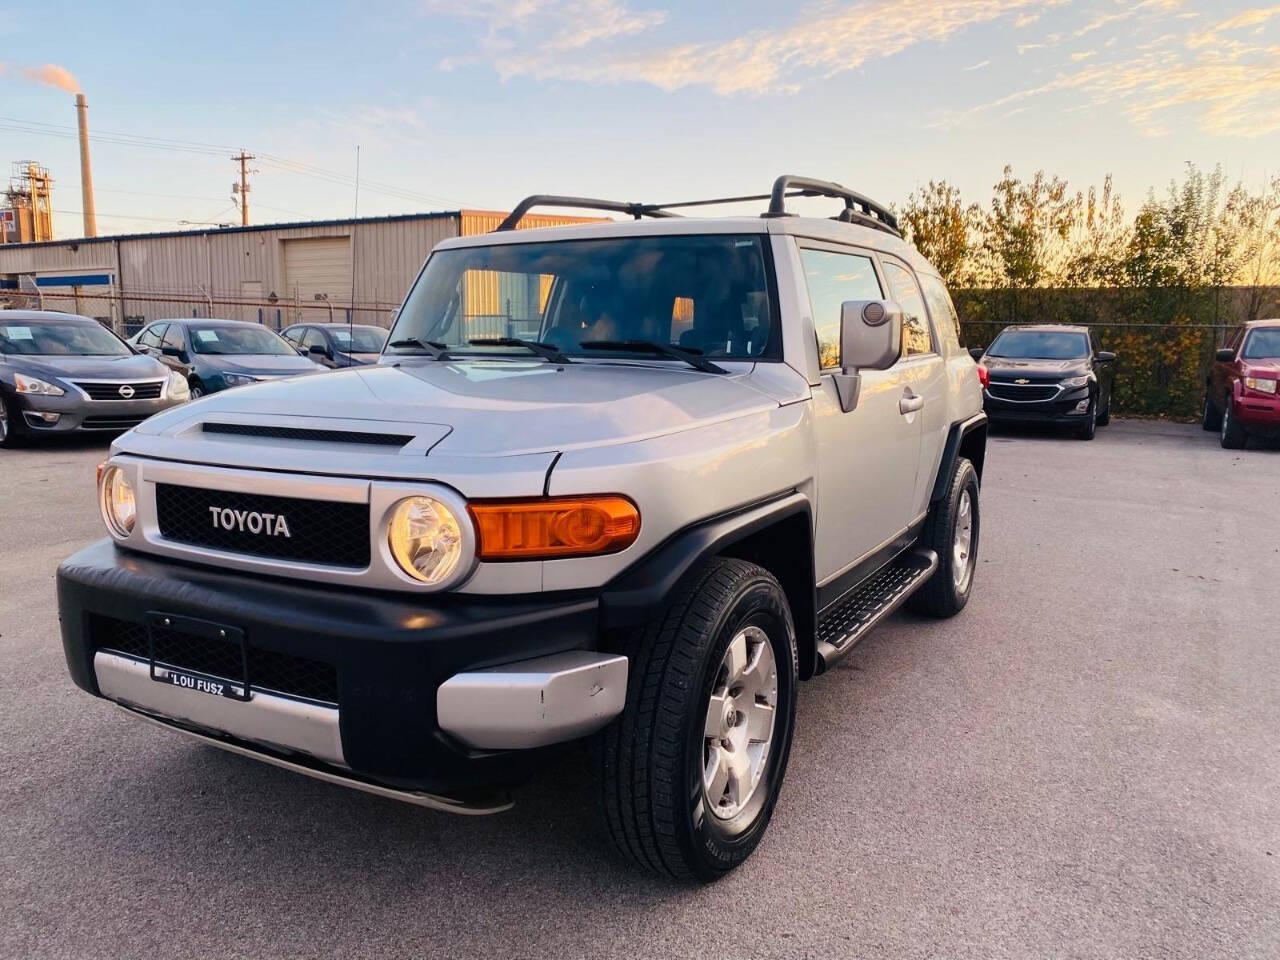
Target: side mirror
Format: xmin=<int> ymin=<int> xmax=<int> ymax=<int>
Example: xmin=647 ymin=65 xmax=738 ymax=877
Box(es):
xmin=309 ymin=343 xmax=332 ymax=359
xmin=968 ymin=347 xmax=985 ymax=361
xmin=834 ymin=299 xmax=903 ymax=412
xmin=1096 ymin=351 xmax=1116 ymax=363
xmin=1215 ymin=348 xmax=1235 ymax=363
xmin=160 ymin=345 xmax=182 ymax=359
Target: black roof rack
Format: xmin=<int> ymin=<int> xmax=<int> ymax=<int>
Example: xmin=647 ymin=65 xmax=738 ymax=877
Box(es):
xmin=496 ymin=175 xmax=902 ymax=238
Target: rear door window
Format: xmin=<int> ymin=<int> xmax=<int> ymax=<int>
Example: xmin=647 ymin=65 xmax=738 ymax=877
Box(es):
xmin=918 ymin=275 xmax=963 ymax=351
xmin=161 ymin=324 xmax=185 ymax=352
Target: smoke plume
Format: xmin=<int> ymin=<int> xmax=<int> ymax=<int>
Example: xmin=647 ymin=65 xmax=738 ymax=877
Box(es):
xmin=21 ymin=64 xmax=80 ymax=93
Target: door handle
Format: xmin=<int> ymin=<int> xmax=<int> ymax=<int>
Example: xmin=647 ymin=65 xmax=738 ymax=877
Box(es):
xmin=899 ymin=392 xmax=924 ymax=415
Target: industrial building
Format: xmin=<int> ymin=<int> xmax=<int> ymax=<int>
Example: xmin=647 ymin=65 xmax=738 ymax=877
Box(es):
xmin=0 ymin=209 xmax=594 ymax=335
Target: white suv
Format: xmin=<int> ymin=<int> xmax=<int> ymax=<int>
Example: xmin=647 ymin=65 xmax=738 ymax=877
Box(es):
xmin=58 ymin=176 xmax=988 ymax=881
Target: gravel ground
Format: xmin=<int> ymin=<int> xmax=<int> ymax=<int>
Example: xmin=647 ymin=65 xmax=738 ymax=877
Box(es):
xmin=1 ymin=420 xmax=1277 ymax=960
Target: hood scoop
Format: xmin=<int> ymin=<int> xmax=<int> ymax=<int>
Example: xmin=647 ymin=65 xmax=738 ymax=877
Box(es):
xmin=202 ymin=421 xmax=415 ymax=448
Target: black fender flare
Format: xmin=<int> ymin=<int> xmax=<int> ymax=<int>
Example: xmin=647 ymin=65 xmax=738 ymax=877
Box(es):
xmin=930 ymin=412 xmax=988 ymax=504
xmin=599 ymin=491 xmax=813 ymax=633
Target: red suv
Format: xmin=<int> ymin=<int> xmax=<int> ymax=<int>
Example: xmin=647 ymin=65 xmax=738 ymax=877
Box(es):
xmin=1204 ymin=319 xmax=1280 ymax=448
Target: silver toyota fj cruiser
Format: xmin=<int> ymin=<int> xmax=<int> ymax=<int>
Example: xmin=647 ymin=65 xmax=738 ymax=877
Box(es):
xmin=58 ymin=176 xmax=987 ymax=881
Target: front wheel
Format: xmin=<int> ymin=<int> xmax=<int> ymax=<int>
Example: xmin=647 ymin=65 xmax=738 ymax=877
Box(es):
xmin=0 ymin=393 xmax=20 ymax=448
xmin=188 ymin=379 xmax=205 ymax=399
xmin=909 ymin=456 xmax=980 ymax=618
xmin=1221 ymin=399 xmax=1246 ymax=449
xmin=595 ymin=558 xmax=798 ymax=882
xmin=1075 ymin=399 xmax=1098 ymax=440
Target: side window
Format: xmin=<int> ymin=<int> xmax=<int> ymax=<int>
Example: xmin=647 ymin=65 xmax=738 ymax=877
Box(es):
xmin=137 ymin=323 xmax=166 ymax=349
xmin=281 ymin=327 xmax=302 ymax=346
xmin=799 ymin=248 xmax=883 ymax=370
xmin=881 ymin=261 xmax=933 ymax=357
xmin=302 ymin=328 xmax=327 ymax=352
xmin=919 ymin=275 xmax=964 ymax=352
xmin=160 ymin=324 xmax=185 ymax=352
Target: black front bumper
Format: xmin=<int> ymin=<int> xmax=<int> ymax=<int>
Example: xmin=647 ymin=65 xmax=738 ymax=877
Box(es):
xmin=57 ymin=539 xmax=600 ymax=792
xmin=983 ymin=387 xmax=1092 ymax=425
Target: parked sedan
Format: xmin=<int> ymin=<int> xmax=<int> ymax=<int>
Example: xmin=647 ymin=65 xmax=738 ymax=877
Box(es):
xmin=972 ymin=324 xmax=1115 ymax=440
xmin=1203 ymin=318 xmax=1280 ymax=449
xmin=0 ymin=310 xmax=189 ymax=447
xmin=131 ymin=318 xmax=322 ymax=397
xmin=280 ymin=322 xmax=388 ymax=368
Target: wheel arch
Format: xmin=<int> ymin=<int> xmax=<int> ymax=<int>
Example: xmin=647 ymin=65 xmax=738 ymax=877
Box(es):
xmin=599 ymin=492 xmax=818 ymax=679
xmin=930 ymin=412 xmax=988 ymax=504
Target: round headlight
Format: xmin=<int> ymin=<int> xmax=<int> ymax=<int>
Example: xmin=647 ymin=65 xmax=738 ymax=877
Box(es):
xmin=99 ymin=465 xmax=137 ymax=538
xmin=387 ymin=496 xmax=464 ymax=585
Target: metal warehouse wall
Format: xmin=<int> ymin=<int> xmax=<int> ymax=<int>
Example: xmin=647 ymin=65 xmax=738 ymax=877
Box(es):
xmin=0 ymin=209 xmax=606 ymax=333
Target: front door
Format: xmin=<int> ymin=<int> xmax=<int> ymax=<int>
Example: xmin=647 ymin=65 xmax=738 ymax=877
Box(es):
xmin=800 ymin=244 xmax=923 ymax=585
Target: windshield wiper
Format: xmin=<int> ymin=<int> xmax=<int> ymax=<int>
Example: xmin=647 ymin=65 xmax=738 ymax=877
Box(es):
xmin=468 ymin=338 xmax=573 ymax=364
xmin=388 ymin=337 xmax=452 ymax=359
xmin=579 ymin=339 xmax=727 ymax=374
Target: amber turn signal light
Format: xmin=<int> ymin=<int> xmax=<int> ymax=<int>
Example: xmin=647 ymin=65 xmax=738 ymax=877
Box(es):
xmin=468 ymin=496 xmax=640 ymax=561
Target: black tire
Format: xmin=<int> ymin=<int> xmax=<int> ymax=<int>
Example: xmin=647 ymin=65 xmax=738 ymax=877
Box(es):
xmin=0 ymin=391 xmax=21 ymax=449
xmin=1075 ymin=399 xmax=1097 ymax=440
xmin=909 ymin=457 xmax=979 ymax=619
xmin=1202 ymin=389 xmax=1222 ymax=431
xmin=595 ymin=557 xmax=798 ymax=882
xmin=1096 ymin=389 xmax=1111 ymax=426
xmin=1220 ymin=398 xmax=1246 ymax=449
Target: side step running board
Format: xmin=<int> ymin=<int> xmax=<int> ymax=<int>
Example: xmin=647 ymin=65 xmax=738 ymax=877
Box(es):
xmin=814 ymin=548 xmax=938 ymax=674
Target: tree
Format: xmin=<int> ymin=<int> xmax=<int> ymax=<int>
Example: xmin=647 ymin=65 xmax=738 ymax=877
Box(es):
xmin=899 ymin=181 xmax=980 ymax=291
xmin=1227 ymin=175 xmax=1280 ymax=326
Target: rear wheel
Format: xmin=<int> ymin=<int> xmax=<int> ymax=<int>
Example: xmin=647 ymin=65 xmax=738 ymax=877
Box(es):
xmin=1202 ymin=389 xmax=1222 ymax=431
xmin=909 ymin=457 xmax=979 ymax=618
xmin=596 ymin=557 xmax=798 ymax=882
xmin=1220 ymin=398 xmax=1246 ymax=449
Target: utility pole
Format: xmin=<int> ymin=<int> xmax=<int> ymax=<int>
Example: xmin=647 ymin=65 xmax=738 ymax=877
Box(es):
xmin=231 ymin=151 xmax=256 ymax=226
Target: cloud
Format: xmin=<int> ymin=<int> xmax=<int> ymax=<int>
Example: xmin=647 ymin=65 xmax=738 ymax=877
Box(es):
xmin=431 ymin=0 xmax=1065 ymax=96
xmin=20 ymin=62 xmax=79 ymax=93
xmin=1186 ymin=3 xmax=1280 ymax=48
xmin=964 ymin=59 xmax=992 ymax=70
xmin=1074 ymin=0 xmax=1184 ymax=38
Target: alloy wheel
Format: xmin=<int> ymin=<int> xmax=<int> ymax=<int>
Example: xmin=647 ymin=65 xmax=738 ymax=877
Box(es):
xmin=0 ymin=395 xmax=8 ymax=444
xmin=702 ymin=625 xmax=778 ymax=821
xmin=953 ymin=489 xmax=974 ymax=591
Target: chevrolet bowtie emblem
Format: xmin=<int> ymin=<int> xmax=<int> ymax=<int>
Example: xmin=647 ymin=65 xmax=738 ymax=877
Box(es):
xmin=1014 ymin=378 xmax=1030 ymax=384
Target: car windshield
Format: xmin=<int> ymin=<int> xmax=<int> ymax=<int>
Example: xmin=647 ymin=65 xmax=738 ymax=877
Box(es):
xmin=0 ymin=320 xmax=130 ymax=356
xmin=1242 ymin=329 xmax=1280 ymax=359
xmin=329 ymin=326 xmax=388 ymax=353
xmin=389 ymin=234 xmax=778 ymax=361
xmin=988 ymin=330 xmax=1089 ymax=360
xmin=189 ymin=325 xmax=295 ymax=356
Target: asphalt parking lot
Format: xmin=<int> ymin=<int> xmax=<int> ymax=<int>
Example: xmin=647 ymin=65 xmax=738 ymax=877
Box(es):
xmin=1 ymin=420 xmax=1277 ymax=960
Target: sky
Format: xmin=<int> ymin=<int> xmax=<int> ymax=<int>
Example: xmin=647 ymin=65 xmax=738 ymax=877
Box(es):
xmin=1 ymin=0 xmax=1278 ymax=239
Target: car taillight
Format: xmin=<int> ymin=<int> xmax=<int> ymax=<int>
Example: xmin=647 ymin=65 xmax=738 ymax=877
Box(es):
xmin=468 ymin=496 xmax=641 ymax=560
xmin=977 ymin=365 xmax=990 ymax=389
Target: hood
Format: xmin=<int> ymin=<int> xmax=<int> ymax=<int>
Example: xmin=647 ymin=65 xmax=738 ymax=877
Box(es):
xmin=982 ymin=356 xmax=1088 ymax=381
xmin=197 ymin=353 xmax=321 ymax=377
xmin=1 ymin=352 xmax=169 ymax=382
xmin=1242 ymin=360 xmax=1280 ymax=377
xmin=135 ymin=358 xmax=781 ymax=457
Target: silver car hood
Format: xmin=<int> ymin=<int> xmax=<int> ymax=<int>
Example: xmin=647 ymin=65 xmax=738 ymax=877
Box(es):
xmin=117 ymin=359 xmax=795 ymax=485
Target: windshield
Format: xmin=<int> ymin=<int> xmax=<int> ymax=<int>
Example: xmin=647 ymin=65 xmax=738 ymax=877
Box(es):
xmin=988 ymin=330 xmax=1089 ymax=360
xmin=330 ymin=326 xmax=388 ymax=353
xmin=389 ymin=234 xmax=778 ymax=361
xmin=189 ymin=325 xmax=296 ymax=356
xmin=0 ymin=320 xmax=130 ymax=357
xmin=1242 ymin=329 xmax=1280 ymax=360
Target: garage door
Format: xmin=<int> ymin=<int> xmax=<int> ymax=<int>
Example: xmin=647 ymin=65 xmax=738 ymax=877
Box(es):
xmin=282 ymin=237 xmax=351 ymax=323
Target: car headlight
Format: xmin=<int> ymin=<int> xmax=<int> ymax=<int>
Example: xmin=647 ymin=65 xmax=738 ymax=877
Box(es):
xmin=222 ymin=373 xmax=258 ymax=387
xmin=1244 ymin=376 xmax=1277 ymax=395
xmin=98 ymin=464 xmax=137 ymax=538
xmin=166 ymin=369 xmax=190 ymax=401
xmin=387 ymin=496 xmax=465 ymax=585
xmin=14 ymin=373 xmax=65 ymax=396
xmin=1061 ymin=375 xmax=1090 ymax=389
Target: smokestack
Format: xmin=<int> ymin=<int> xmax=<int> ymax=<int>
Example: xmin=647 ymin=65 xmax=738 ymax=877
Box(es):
xmin=74 ymin=93 xmax=97 ymax=238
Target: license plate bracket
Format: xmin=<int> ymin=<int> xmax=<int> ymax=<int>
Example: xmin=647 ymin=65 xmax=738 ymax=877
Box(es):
xmin=146 ymin=611 xmax=251 ymax=702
